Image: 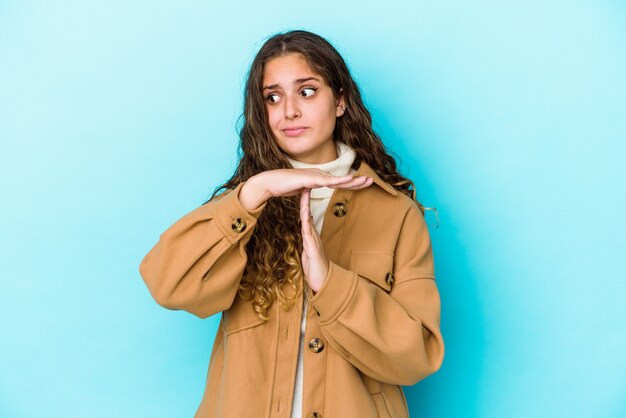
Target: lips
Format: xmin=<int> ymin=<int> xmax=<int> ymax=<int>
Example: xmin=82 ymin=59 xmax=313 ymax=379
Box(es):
xmin=282 ymin=127 xmax=308 ymax=137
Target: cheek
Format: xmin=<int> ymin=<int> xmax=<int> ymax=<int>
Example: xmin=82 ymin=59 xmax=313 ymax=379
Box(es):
xmin=320 ymin=97 xmax=338 ymax=118
xmin=315 ymin=100 xmax=337 ymax=125
xmin=266 ymin=107 xmax=281 ymax=129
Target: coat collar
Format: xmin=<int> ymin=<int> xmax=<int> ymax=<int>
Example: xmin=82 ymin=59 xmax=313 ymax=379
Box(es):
xmin=354 ymin=160 xmax=398 ymax=196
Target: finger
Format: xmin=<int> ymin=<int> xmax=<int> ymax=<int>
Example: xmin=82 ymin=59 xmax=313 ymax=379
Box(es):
xmin=315 ymin=174 xmax=355 ymax=187
xmin=328 ymin=176 xmax=372 ymax=189
xmin=300 ymin=190 xmax=308 ymax=222
xmin=300 ymin=189 xmax=312 ymax=236
xmin=340 ymin=175 xmax=369 ymax=187
xmin=300 ymin=188 xmax=310 ymax=215
xmin=338 ymin=177 xmax=375 ymax=190
xmin=302 ymin=216 xmax=319 ymax=253
xmin=304 ymin=207 xmax=313 ymax=237
xmin=309 ymin=215 xmax=323 ymax=247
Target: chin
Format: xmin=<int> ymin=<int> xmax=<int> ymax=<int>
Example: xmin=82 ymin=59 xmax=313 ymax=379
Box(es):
xmin=279 ymin=138 xmax=313 ymax=152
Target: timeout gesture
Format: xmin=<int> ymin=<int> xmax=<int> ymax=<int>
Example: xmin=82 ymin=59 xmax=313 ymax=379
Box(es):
xmin=239 ymin=168 xmax=374 ymax=291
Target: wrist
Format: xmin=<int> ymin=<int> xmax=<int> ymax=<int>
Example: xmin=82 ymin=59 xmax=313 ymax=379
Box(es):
xmin=240 ymin=174 xmax=270 ymax=212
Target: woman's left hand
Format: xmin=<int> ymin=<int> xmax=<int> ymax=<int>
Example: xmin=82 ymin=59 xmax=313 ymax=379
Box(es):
xmin=300 ymin=188 xmax=328 ymax=293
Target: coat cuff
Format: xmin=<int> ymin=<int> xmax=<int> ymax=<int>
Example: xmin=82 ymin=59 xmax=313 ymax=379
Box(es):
xmin=214 ymin=182 xmax=267 ymax=245
xmin=310 ymin=260 xmax=358 ymax=324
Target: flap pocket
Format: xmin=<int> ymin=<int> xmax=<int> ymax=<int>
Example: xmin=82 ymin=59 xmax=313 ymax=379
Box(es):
xmin=350 ymin=250 xmax=395 ymax=292
xmin=222 ymin=296 xmax=265 ymax=336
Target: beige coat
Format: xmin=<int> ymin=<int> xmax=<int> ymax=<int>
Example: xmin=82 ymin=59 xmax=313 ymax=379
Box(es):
xmin=139 ymin=160 xmax=444 ymax=418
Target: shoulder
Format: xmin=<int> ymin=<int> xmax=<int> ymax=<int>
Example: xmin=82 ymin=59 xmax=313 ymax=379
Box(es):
xmin=353 ymin=160 xmax=422 ymax=217
xmin=357 ymin=179 xmax=422 ymax=219
xmin=351 ymin=182 xmax=427 ymax=250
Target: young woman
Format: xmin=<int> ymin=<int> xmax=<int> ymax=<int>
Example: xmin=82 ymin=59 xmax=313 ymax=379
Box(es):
xmin=139 ymin=29 xmax=444 ymax=418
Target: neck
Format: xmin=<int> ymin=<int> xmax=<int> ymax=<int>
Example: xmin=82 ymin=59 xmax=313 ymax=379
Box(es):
xmin=287 ymin=139 xmax=339 ymax=164
xmin=286 ymin=142 xmax=356 ymax=179
xmin=287 ymin=142 xmax=356 ymax=199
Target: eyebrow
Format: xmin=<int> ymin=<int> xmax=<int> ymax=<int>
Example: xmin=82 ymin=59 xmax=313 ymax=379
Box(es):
xmin=262 ymin=77 xmax=320 ymax=91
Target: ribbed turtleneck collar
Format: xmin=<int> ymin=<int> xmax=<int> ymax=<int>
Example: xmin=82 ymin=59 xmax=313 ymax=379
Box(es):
xmin=286 ymin=142 xmax=357 ymax=198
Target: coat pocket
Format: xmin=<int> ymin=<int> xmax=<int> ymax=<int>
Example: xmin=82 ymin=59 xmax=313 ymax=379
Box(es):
xmin=222 ymin=295 xmax=265 ymax=335
xmin=350 ymin=250 xmax=395 ymax=292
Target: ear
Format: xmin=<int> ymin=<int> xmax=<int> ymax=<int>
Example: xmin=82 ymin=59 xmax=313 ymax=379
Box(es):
xmin=335 ymin=88 xmax=346 ymax=117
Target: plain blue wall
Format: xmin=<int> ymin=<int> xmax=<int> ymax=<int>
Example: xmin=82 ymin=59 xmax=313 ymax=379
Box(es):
xmin=1 ymin=1 xmax=624 ymax=417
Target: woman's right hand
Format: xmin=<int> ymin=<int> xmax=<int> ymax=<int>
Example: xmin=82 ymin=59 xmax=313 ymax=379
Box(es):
xmin=239 ymin=168 xmax=373 ymax=212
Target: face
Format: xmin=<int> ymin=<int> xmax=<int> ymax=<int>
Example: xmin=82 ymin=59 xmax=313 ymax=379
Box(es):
xmin=262 ymin=53 xmax=346 ymax=164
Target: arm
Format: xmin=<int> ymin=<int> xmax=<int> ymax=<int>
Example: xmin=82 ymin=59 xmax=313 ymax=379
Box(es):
xmin=138 ymin=182 xmax=267 ymax=319
xmin=309 ymin=206 xmax=444 ymax=385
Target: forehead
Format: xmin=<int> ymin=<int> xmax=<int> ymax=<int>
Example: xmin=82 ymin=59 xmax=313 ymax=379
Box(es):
xmin=262 ymin=53 xmax=324 ymax=84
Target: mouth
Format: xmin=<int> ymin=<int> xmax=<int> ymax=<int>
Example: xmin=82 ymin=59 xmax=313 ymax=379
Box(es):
xmin=282 ymin=127 xmax=308 ymax=137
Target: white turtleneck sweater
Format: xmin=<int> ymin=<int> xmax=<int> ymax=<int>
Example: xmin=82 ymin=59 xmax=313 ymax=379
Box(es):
xmin=286 ymin=141 xmax=357 ymax=418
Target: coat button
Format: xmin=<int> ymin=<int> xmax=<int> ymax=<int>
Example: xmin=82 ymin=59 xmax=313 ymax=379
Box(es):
xmin=231 ymin=218 xmax=246 ymax=233
xmin=385 ymin=272 xmax=395 ymax=287
xmin=308 ymin=413 xmax=322 ymax=418
xmin=332 ymin=202 xmax=347 ymax=217
xmin=308 ymin=338 xmax=325 ymax=353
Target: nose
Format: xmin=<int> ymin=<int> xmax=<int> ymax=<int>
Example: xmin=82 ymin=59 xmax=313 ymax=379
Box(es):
xmin=284 ymin=95 xmax=301 ymax=119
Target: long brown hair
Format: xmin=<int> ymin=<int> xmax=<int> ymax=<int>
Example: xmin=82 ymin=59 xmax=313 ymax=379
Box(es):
xmin=205 ymin=30 xmax=433 ymax=320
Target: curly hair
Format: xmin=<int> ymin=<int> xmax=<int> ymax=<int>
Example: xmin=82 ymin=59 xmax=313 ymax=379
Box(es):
xmin=205 ymin=30 xmax=434 ymax=321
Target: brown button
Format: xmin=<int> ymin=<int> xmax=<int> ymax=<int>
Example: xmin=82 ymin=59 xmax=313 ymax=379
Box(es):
xmin=332 ymin=202 xmax=347 ymax=217
xmin=308 ymin=413 xmax=322 ymax=418
xmin=308 ymin=338 xmax=324 ymax=353
xmin=231 ymin=218 xmax=246 ymax=233
xmin=385 ymin=272 xmax=395 ymax=287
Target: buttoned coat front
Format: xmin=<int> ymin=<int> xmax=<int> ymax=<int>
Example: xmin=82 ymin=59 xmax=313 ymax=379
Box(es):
xmin=139 ymin=160 xmax=445 ymax=418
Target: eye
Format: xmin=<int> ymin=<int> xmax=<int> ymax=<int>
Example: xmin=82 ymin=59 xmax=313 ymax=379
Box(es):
xmin=265 ymin=93 xmax=281 ymax=104
xmin=300 ymin=87 xmax=317 ymax=97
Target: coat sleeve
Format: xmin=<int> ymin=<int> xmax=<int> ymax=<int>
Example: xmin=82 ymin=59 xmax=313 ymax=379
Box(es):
xmin=138 ymin=182 xmax=267 ymax=319
xmin=309 ymin=204 xmax=444 ymax=386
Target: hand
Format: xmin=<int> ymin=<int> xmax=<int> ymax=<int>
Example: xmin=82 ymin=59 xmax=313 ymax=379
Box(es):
xmin=299 ymin=188 xmax=327 ymax=293
xmin=264 ymin=168 xmax=373 ymax=198
xmin=240 ymin=168 xmax=373 ymax=212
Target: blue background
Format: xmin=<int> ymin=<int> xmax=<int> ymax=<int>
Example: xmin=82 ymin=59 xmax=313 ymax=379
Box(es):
xmin=1 ymin=1 xmax=625 ymax=417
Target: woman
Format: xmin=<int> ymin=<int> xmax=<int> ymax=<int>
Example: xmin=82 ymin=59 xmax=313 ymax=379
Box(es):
xmin=139 ymin=29 xmax=444 ymax=418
